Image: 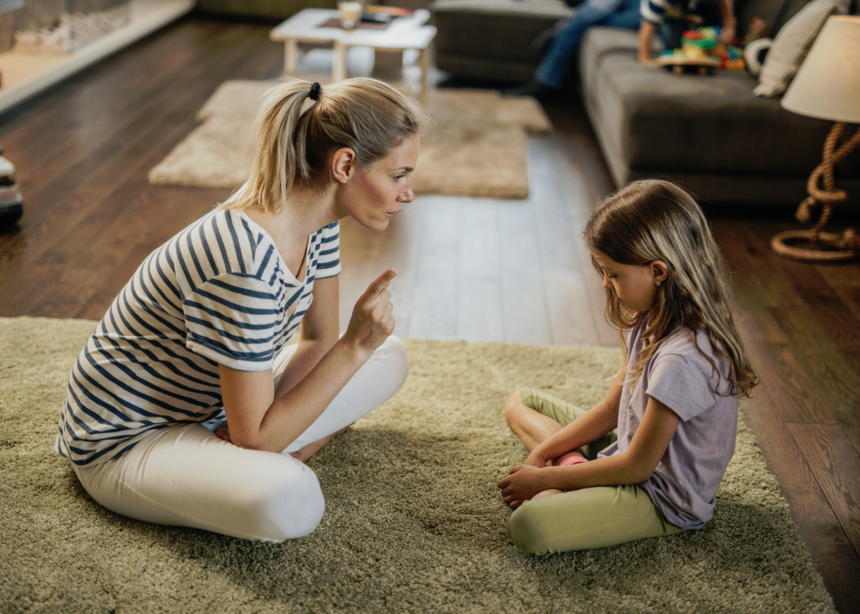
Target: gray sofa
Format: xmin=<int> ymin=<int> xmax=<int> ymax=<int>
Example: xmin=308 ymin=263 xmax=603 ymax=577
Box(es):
xmin=432 ymin=0 xmax=860 ymax=206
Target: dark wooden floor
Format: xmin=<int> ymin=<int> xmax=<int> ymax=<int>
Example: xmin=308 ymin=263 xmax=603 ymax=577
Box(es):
xmin=1 ymin=15 xmax=858 ymax=612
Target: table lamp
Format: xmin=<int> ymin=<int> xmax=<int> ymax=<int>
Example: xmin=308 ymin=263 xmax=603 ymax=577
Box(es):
xmin=771 ymin=15 xmax=860 ymax=263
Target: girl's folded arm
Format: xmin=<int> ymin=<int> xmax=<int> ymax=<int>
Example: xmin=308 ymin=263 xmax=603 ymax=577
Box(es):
xmin=527 ymin=363 xmax=626 ymax=466
xmin=550 ymin=396 xmax=681 ymax=489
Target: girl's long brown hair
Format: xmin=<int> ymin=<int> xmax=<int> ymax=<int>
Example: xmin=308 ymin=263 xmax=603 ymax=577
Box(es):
xmin=585 ymin=180 xmax=758 ymax=398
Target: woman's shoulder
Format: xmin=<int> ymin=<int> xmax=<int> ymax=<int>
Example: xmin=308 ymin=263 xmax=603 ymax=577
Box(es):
xmin=315 ymin=220 xmax=340 ymax=240
xmin=191 ymin=208 xmax=278 ymax=282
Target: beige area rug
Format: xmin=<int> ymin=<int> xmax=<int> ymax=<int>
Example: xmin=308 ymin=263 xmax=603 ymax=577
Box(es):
xmin=148 ymin=80 xmax=551 ymax=199
xmin=0 ymin=316 xmax=835 ymax=613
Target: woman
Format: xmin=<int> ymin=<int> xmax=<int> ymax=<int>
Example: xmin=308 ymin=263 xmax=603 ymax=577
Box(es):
xmin=55 ymin=78 xmax=427 ymax=542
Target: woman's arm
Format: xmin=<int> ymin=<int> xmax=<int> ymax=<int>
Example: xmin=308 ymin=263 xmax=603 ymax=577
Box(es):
xmin=498 ymin=396 xmax=681 ymax=509
xmin=219 ymin=270 xmax=396 ymax=453
xmin=273 ymin=276 xmax=340 ymax=397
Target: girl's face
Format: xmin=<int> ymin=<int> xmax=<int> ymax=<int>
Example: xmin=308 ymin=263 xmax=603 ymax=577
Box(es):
xmin=340 ymin=134 xmax=419 ymax=231
xmin=590 ymin=248 xmax=661 ymax=313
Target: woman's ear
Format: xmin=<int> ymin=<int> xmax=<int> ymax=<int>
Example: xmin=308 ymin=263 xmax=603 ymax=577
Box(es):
xmin=331 ymin=148 xmax=356 ymax=184
xmin=651 ymin=260 xmax=669 ymax=283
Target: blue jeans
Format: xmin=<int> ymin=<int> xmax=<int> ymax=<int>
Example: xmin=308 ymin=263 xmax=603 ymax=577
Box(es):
xmin=535 ymin=0 xmax=641 ymax=89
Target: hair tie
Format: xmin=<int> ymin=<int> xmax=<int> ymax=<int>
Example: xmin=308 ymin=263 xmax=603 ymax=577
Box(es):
xmin=309 ymin=82 xmax=321 ymax=101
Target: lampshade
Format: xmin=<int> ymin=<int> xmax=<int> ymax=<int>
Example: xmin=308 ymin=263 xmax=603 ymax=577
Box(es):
xmin=781 ymin=15 xmax=860 ymax=124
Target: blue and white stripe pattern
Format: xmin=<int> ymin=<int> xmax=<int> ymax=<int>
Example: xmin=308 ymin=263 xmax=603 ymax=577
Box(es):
xmin=641 ymin=0 xmax=689 ymax=24
xmin=55 ymin=208 xmax=341 ymax=466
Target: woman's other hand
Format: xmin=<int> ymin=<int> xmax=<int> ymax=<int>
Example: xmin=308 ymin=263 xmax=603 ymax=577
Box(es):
xmin=344 ymin=269 xmax=397 ymax=355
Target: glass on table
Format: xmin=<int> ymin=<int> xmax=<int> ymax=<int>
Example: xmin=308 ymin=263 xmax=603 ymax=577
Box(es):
xmin=337 ymin=1 xmax=363 ymax=29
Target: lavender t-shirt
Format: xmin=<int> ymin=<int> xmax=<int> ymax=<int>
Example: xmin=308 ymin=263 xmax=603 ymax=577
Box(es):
xmin=598 ymin=319 xmax=738 ymax=529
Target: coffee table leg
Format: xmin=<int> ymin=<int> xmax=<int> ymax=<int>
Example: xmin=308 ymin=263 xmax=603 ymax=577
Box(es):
xmin=333 ymin=41 xmax=347 ymax=82
xmin=418 ymin=47 xmax=431 ymax=105
xmin=285 ymin=39 xmax=298 ymax=77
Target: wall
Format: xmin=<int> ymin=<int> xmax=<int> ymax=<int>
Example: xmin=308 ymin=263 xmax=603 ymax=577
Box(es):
xmin=0 ymin=0 xmax=128 ymax=54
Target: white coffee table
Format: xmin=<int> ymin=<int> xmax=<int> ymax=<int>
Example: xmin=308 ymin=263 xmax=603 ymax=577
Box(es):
xmin=270 ymin=8 xmax=437 ymax=103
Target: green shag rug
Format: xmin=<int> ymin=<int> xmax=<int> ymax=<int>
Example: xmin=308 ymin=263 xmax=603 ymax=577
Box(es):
xmin=0 ymin=317 xmax=834 ymax=613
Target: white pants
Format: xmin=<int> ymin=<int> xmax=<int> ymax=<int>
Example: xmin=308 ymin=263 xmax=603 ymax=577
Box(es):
xmin=73 ymin=336 xmax=408 ymax=542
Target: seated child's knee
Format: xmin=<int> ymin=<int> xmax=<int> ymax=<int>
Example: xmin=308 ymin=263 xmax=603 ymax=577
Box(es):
xmin=503 ymin=391 xmax=524 ymax=428
xmin=508 ymin=503 xmax=554 ymax=555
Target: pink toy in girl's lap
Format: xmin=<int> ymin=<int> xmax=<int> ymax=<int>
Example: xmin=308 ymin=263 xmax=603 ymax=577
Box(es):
xmin=554 ymin=451 xmax=588 ymax=466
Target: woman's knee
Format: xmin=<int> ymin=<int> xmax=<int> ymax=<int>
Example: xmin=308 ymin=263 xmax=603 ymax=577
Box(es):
xmin=384 ymin=335 xmax=409 ymax=376
xmin=245 ymin=458 xmax=326 ymax=542
xmin=376 ymin=335 xmax=409 ymax=394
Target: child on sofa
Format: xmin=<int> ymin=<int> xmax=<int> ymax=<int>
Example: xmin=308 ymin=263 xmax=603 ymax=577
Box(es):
xmin=638 ymin=0 xmax=737 ymax=63
xmin=497 ymin=179 xmax=758 ymax=554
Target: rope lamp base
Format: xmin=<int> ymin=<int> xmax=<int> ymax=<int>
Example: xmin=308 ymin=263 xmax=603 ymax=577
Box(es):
xmin=770 ymin=228 xmax=857 ymax=262
xmin=771 ymin=122 xmax=860 ymax=263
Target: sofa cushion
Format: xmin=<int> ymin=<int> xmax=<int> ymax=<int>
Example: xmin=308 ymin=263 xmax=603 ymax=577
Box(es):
xmin=431 ymin=0 xmax=570 ymax=81
xmin=753 ymin=0 xmax=839 ymax=96
xmin=734 ymin=0 xmax=812 ymax=39
xmin=579 ymin=27 xmax=842 ymax=178
xmin=432 ymin=0 xmax=569 ymax=62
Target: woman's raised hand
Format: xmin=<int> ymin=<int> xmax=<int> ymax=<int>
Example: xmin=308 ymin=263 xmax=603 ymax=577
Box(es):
xmin=345 ymin=269 xmax=397 ymax=356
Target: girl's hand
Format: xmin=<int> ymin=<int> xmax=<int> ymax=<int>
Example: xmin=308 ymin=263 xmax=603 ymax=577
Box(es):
xmin=344 ymin=270 xmax=396 ymax=356
xmin=497 ymin=465 xmax=549 ymax=510
xmin=215 ymin=426 xmax=231 ymax=443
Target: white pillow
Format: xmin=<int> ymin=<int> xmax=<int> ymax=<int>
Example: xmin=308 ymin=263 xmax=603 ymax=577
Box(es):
xmin=753 ymin=0 xmax=838 ymax=97
xmin=744 ymin=37 xmax=772 ymax=77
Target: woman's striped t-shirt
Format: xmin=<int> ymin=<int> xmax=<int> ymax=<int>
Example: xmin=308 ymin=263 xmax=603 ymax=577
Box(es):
xmin=55 ymin=208 xmax=341 ymax=466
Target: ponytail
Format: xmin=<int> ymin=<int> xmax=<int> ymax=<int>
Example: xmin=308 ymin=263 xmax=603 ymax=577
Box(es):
xmin=223 ymin=78 xmax=428 ymax=214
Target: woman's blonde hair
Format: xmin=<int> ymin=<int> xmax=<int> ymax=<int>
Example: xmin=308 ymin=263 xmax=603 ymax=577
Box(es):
xmin=584 ymin=179 xmax=758 ymax=397
xmin=223 ymin=78 xmax=428 ymax=213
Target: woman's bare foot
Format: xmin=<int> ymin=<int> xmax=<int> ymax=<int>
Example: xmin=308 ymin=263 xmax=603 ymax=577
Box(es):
xmin=289 ymin=426 xmax=350 ymax=462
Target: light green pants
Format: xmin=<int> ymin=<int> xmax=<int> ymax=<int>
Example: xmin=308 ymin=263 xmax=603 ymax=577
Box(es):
xmin=509 ymin=389 xmax=683 ymax=555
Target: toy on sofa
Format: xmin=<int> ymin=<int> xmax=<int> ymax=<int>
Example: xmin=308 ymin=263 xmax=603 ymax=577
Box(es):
xmin=657 ymin=26 xmax=745 ymax=74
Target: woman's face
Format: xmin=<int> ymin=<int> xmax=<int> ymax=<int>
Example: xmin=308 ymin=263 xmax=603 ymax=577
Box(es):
xmin=341 ymin=134 xmax=420 ymax=231
xmin=590 ymin=248 xmax=659 ymax=313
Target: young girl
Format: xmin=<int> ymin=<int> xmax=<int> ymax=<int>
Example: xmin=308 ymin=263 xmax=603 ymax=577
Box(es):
xmin=55 ymin=78 xmax=427 ymax=542
xmin=497 ymin=179 xmax=757 ymax=554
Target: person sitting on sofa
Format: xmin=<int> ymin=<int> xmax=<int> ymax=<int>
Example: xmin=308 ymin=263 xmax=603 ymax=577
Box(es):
xmin=504 ymin=0 xmax=643 ymax=100
xmin=638 ymin=0 xmax=736 ymax=64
